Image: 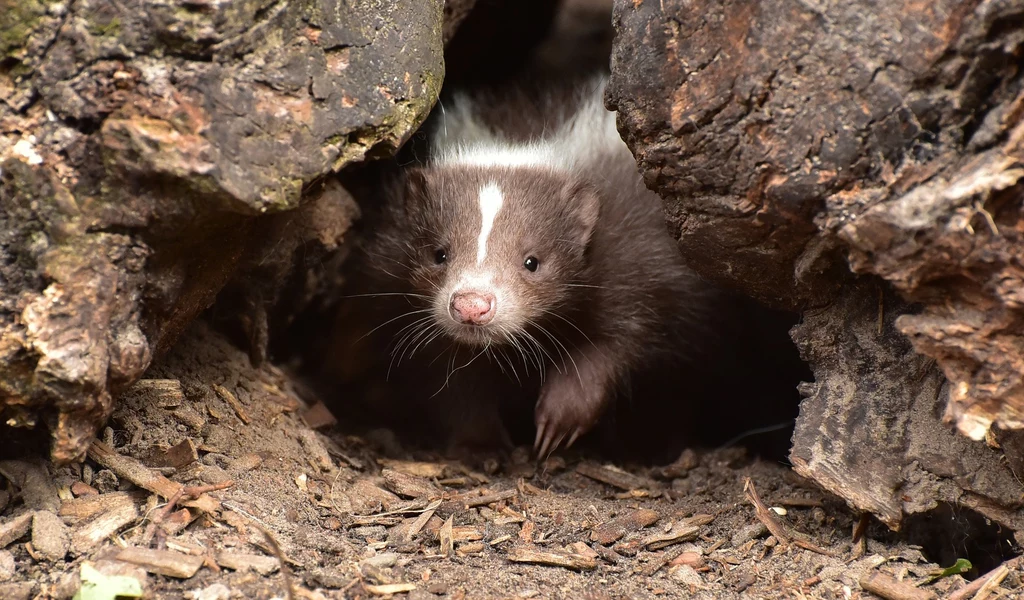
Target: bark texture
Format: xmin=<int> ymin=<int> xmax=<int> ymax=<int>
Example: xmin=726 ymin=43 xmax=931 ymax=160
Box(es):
xmin=608 ymin=0 xmax=1024 ymax=533
xmin=0 ymin=0 xmax=446 ymax=463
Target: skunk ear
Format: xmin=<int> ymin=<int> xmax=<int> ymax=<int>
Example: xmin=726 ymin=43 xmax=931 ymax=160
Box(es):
xmin=402 ymin=167 xmax=430 ymax=203
xmin=390 ymin=167 xmax=432 ymax=218
xmin=561 ymin=179 xmax=601 ymax=247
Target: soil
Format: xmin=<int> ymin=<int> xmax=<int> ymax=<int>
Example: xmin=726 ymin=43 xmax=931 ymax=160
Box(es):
xmin=2 ymin=321 xmax=1015 ymax=599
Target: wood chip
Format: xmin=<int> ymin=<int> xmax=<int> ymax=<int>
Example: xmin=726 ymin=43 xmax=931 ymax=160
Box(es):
xmin=71 ymin=498 xmax=141 ymax=553
xmin=300 ymin=401 xmax=338 ymax=429
xmin=87 ymin=440 xmax=183 ymax=500
xmin=568 ymin=542 xmax=600 ymax=560
xmin=456 ymin=541 xmax=486 ymax=556
xmin=517 ymin=479 xmax=544 ymax=496
xmin=70 ymin=482 xmax=99 ymax=497
xmin=129 ymin=379 xmax=185 ymax=407
xmin=519 ymin=520 xmax=536 ymax=543
xmin=859 ymin=571 xmax=936 ymax=600
xmin=216 ymin=551 xmax=280 ymax=575
xmin=397 ymin=499 xmax=440 ymax=543
xmin=642 ymin=547 xmax=686 ymax=576
xmin=439 ymin=516 xmax=454 ymax=557
xmin=492 ymin=506 xmax=526 ymax=526
xmin=450 ymin=489 xmax=517 ymax=508
xmin=171 ymin=406 xmax=206 ymax=431
xmin=160 ymin=508 xmax=194 ymax=536
xmin=593 ymin=544 xmax=622 ymax=564
xmin=507 ymin=545 xmax=597 ymax=571
xmin=0 ymin=512 xmax=33 ymax=549
xmin=345 ymin=480 xmax=403 ymax=515
xmin=590 ymin=509 xmax=660 ymax=545
xmin=378 ymin=460 xmax=447 ymax=479
xmin=613 ymin=538 xmax=643 ymax=557
xmin=364 ymin=583 xmax=417 ymax=595
xmin=182 ymin=492 xmax=222 ymax=514
xmin=116 ymin=547 xmax=205 ymax=578
xmin=449 ymin=526 xmax=484 ymax=543
xmin=146 ymin=439 xmax=199 ymax=470
xmin=642 ymin=514 xmax=714 ymax=550
xmin=59 ymin=492 xmax=141 ymax=524
xmin=575 ymin=462 xmax=654 ymax=491
xmin=657 ymin=449 xmax=699 ymax=478
xmin=852 ymin=512 xmax=870 ymax=545
xmin=670 ymin=551 xmax=705 ymax=569
xmin=381 ymin=469 xmax=440 ymax=499
xmin=213 ymin=384 xmax=251 ymax=424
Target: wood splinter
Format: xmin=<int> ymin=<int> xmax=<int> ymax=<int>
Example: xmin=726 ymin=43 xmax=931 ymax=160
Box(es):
xmin=859 ymin=570 xmax=936 ymax=600
xmin=506 ymin=545 xmax=597 ymax=571
xmin=743 ymin=478 xmax=791 ymax=546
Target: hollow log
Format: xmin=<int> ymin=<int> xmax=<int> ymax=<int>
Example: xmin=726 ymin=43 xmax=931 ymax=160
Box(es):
xmin=607 ymin=0 xmax=1024 ymax=534
xmin=0 ymin=0 xmax=448 ymax=463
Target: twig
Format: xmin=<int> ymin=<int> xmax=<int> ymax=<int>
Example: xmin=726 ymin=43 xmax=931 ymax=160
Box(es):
xmin=182 ymin=481 xmax=235 ymax=497
xmin=794 ymin=539 xmax=835 ymax=557
xmin=743 ymin=478 xmax=791 ymax=546
xmin=252 ymin=522 xmax=295 ymax=600
xmin=859 ymin=571 xmax=936 ymax=600
xmin=506 ymin=545 xmax=597 ymax=571
xmin=140 ymin=488 xmax=184 ymax=547
xmin=575 ymin=463 xmax=652 ymax=491
xmin=213 ymin=384 xmax=251 ymax=424
xmin=88 ymin=440 xmax=183 ymax=499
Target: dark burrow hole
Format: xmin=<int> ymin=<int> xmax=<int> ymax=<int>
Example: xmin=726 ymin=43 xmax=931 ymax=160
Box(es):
xmin=874 ymin=503 xmax=1022 ymax=580
xmin=269 ymin=0 xmax=813 ymax=470
xmin=278 ymin=253 xmax=811 ymax=468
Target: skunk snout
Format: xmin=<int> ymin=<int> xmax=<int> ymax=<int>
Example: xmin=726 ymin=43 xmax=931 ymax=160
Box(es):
xmin=450 ymin=290 xmax=497 ymax=326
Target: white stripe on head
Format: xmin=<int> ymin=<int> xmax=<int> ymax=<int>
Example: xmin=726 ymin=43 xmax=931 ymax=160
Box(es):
xmin=476 ymin=182 xmax=503 ymax=265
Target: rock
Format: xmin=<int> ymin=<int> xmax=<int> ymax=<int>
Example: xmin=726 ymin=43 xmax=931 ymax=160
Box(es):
xmin=0 ymin=513 xmax=33 ymax=549
xmin=0 ymin=550 xmax=15 ymax=581
xmin=31 ymin=510 xmax=71 ymax=561
xmin=189 ymin=583 xmax=232 ymax=600
xmin=91 ymin=471 xmax=119 ymax=494
xmin=360 ymin=552 xmax=400 ymax=569
xmin=0 ymin=582 xmax=36 ymax=600
xmin=216 ymin=552 xmax=279 ymax=575
xmin=669 ymin=564 xmax=703 ymax=587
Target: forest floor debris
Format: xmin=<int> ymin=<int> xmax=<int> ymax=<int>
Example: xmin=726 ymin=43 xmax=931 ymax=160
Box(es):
xmin=0 ymin=322 xmax=1020 ymax=598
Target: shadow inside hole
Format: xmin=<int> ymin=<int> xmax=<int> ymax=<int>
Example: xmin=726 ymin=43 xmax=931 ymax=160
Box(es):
xmin=902 ymin=502 xmax=1021 ymax=579
xmin=295 ymin=264 xmax=811 ymax=467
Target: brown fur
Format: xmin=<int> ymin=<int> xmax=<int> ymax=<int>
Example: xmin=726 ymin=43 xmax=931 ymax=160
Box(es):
xmin=340 ymin=78 xmax=729 ymax=458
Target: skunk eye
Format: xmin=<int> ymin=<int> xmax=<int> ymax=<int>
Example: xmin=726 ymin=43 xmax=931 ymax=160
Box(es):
xmin=523 ymin=256 xmax=539 ymax=272
xmin=434 ymin=248 xmax=448 ymax=264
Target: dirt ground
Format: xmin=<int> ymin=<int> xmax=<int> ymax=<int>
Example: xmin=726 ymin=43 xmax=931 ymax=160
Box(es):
xmin=2 ymin=322 xmax=1019 ymax=600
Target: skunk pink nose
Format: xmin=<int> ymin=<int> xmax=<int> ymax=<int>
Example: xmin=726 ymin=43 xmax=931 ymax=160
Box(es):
xmin=450 ymin=291 xmax=496 ymax=325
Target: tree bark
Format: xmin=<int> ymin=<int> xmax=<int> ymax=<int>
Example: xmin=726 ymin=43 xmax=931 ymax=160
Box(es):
xmin=0 ymin=0 xmax=447 ymax=463
xmin=607 ymin=0 xmax=1024 ymax=535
